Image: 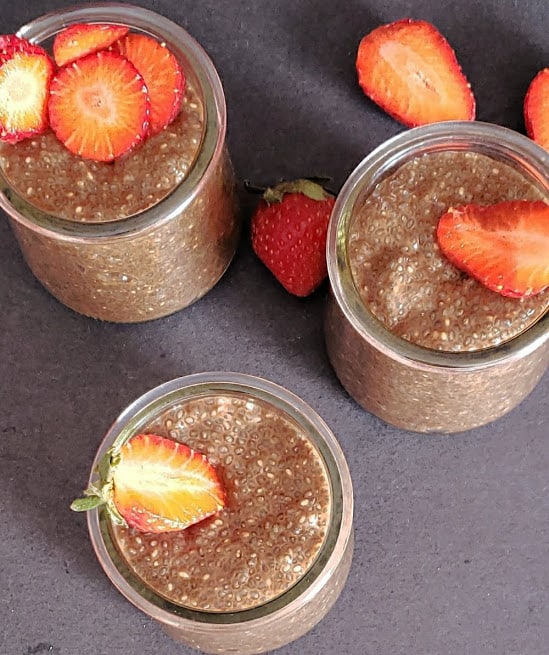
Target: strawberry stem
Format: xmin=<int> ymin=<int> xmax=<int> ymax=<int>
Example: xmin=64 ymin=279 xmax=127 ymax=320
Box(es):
xmin=263 ymin=179 xmax=332 ymax=204
xmin=69 ymin=446 xmax=126 ymax=526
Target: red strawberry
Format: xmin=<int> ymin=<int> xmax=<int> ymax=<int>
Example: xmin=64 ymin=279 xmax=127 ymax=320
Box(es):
xmin=436 ymin=200 xmax=549 ymax=298
xmin=71 ymin=433 xmax=226 ymax=534
xmin=0 ymin=34 xmax=48 ymax=63
xmin=0 ymin=50 xmax=54 ymax=143
xmin=53 ymin=23 xmax=129 ymax=67
xmin=251 ymin=179 xmax=335 ymax=297
xmin=111 ymin=33 xmax=184 ymax=135
xmin=356 ymin=19 xmax=475 ymax=127
xmin=0 ymin=34 xmax=27 ymax=56
xmin=524 ymin=68 xmax=549 ymax=151
xmin=48 ymin=50 xmax=150 ymax=162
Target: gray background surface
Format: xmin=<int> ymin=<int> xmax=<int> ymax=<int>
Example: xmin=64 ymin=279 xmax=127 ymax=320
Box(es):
xmin=1 ymin=1 xmax=548 ymax=654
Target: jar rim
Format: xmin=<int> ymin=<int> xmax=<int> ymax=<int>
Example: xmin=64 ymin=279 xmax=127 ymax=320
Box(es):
xmin=326 ymin=120 xmax=549 ymax=371
xmin=0 ymin=2 xmax=226 ymax=242
xmin=86 ymin=372 xmax=354 ymax=628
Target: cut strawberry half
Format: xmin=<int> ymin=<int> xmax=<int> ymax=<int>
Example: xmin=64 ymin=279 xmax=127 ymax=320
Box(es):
xmin=436 ymin=200 xmax=549 ymax=298
xmin=524 ymin=68 xmax=549 ymax=151
xmin=53 ymin=23 xmax=129 ymax=67
xmin=0 ymin=50 xmax=54 ymax=143
xmin=111 ymin=33 xmax=184 ymax=135
xmin=48 ymin=50 xmax=150 ymax=162
xmin=71 ymin=433 xmax=226 ymax=534
xmin=356 ymin=18 xmax=475 ymax=127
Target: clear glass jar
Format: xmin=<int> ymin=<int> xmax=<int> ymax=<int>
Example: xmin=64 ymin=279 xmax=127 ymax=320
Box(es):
xmin=325 ymin=122 xmax=549 ymax=433
xmin=86 ymin=372 xmax=354 ymax=654
xmin=0 ymin=3 xmax=239 ymax=322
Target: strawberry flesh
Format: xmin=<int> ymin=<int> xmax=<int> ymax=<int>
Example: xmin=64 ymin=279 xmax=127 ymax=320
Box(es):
xmin=112 ymin=434 xmax=226 ymax=533
xmin=48 ymin=50 xmax=150 ymax=162
xmin=436 ymin=200 xmax=549 ymax=298
xmin=524 ymin=68 xmax=549 ymax=151
xmin=251 ymin=179 xmax=335 ymax=297
xmin=53 ymin=23 xmax=129 ymax=67
xmin=0 ymin=50 xmax=54 ymax=143
xmin=356 ymin=18 xmax=475 ymax=127
xmin=111 ymin=33 xmax=184 ymax=135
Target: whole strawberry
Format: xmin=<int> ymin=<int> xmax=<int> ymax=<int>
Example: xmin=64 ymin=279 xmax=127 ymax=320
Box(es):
xmin=251 ymin=179 xmax=336 ymax=297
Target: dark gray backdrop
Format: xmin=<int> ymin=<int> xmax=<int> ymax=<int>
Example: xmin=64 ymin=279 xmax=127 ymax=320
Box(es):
xmin=1 ymin=1 xmax=547 ymax=654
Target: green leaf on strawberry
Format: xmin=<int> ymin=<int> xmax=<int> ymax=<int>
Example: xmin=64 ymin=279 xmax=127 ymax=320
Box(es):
xmin=263 ymin=178 xmax=333 ymax=204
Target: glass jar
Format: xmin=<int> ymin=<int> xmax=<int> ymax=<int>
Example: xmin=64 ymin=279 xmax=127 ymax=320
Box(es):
xmin=0 ymin=3 xmax=239 ymax=322
xmin=86 ymin=372 xmax=354 ymax=654
xmin=325 ymin=122 xmax=549 ymax=433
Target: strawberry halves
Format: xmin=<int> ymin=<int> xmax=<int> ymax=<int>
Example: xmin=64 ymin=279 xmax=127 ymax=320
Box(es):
xmin=356 ymin=19 xmax=475 ymax=127
xmin=524 ymin=68 xmax=549 ymax=152
xmin=437 ymin=200 xmax=549 ymax=298
xmin=71 ymin=433 xmax=226 ymax=534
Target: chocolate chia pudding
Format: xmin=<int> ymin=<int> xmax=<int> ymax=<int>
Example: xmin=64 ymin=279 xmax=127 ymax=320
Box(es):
xmin=112 ymin=393 xmax=331 ymax=612
xmin=0 ymin=80 xmax=204 ymax=222
xmin=87 ymin=374 xmax=354 ymax=654
xmin=348 ymin=150 xmax=549 ymax=351
xmin=0 ymin=6 xmax=240 ymax=323
xmin=325 ymin=122 xmax=549 ymax=432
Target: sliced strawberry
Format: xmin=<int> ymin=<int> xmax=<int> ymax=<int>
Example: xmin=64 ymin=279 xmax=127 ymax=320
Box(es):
xmin=53 ymin=23 xmax=129 ymax=67
xmin=436 ymin=200 xmax=549 ymax=298
xmin=48 ymin=50 xmax=150 ymax=162
xmin=111 ymin=33 xmax=184 ymax=135
xmin=71 ymin=433 xmax=226 ymax=534
xmin=356 ymin=19 xmax=475 ymax=127
xmin=524 ymin=68 xmax=549 ymax=151
xmin=0 ymin=50 xmax=54 ymax=143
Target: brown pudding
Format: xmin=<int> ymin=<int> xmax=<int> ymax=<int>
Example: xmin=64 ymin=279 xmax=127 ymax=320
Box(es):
xmin=325 ymin=124 xmax=549 ymax=432
xmin=348 ymin=150 xmax=549 ymax=352
xmin=0 ymin=81 xmax=203 ymax=222
xmin=110 ymin=392 xmax=332 ymax=612
xmin=0 ymin=17 xmax=240 ymax=323
xmin=88 ymin=373 xmax=354 ymax=653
